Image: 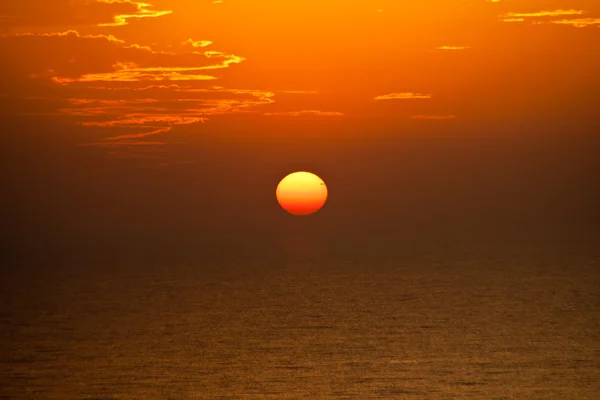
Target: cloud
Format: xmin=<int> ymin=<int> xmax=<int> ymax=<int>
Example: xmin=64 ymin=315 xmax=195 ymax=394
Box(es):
xmin=499 ymin=9 xmax=599 ymax=27
xmin=374 ymin=93 xmax=432 ymax=100
xmin=97 ymin=0 xmax=172 ymax=26
xmin=201 ymin=51 xmax=246 ymax=69
xmin=0 ymin=0 xmax=171 ymax=28
xmin=410 ymin=115 xmax=457 ymax=120
xmin=501 ymin=10 xmax=583 ymax=19
xmin=548 ymin=18 xmax=600 ymax=28
xmin=0 ymin=30 xmax=279 ymax=153
xmin=184 ymin=39 xmax=213 ymax=48
xmin=58 ymin=87 xmax=276 ymax=142
xmin=53 ymin=63 xmax=219 ymax=83
xmin=1 ymin=30 xmax=244 ymax=86
xmin=436 ymin=46 xmax=470 ymax=50
xmin=264 ymin=110 xmax=343 ymax=117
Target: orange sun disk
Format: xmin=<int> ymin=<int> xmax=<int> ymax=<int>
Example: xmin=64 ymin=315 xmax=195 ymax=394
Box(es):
xmin=276 ymin=171 xmax=328 ymax=216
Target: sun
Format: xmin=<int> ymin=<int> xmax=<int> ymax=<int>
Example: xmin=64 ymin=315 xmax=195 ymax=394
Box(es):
xmin=276 ymin=171 xmax=328 ymax=216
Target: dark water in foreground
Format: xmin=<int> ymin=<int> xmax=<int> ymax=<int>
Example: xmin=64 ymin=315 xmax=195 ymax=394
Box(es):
xmin=1 ymin=244 xmax=599 ymax=399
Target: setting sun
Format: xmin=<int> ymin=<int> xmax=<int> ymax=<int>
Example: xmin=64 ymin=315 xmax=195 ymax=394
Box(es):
xmin=276 ymin=172 xmax=328 ymax=216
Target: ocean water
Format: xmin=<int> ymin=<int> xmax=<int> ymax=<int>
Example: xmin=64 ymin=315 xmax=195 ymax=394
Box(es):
xmin=1 ymin=243 xmax=599 ymax=399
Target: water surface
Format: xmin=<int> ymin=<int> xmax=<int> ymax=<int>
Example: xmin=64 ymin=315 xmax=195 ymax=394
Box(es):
xmin=1 ymin=244 xmax=598 ymax=399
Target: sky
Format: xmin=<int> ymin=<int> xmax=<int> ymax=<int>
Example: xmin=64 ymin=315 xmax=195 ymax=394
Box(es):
xmin=1 ymin=0 xmax=599 ymax=259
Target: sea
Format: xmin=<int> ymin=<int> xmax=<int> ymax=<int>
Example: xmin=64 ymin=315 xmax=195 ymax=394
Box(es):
xmin=1 ymin=238 xmax=598 ymax=399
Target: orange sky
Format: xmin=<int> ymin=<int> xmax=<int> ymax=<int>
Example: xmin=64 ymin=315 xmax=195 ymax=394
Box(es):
xmin=1 ymin=0 xmax=599 ymax=253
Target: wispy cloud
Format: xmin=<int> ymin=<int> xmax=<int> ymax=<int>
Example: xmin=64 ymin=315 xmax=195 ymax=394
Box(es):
xmin=60 ymin=98 xmax=211 ymax=141
xmin=0 ymin=0 xmax=171 ymax=28
xmin=499 ymin=9 xmax=598 ymax=27
xmin=264 ymin=110 xmax=343 ymax=117
xmin=59 ymin=87 xmax=276 ymax=142
xmin=0 ymin=30 xmax=280 ymax=154
xmin=53 ymin=63 xmax=218 ymax=83
xmin=501 ymin=9 xmax=583 ymax=19
xmin=6 ymin=30 xmax=125 ymax=43
xmin=374 ymin=92 xmax=432 ymax=100
xmin=185 ymin=38 xmax=213 ymax=48
xmin=1 ymin=31 xmax=245 ymax=85
xmin=97 ymin=0 xmax=172 ymax=27
xmin=436 ymin=46 xmax=470 ymax=51
xmin=201 ymin=51 xmax=246 ymax=69
xmin=549 ymin=18 xmax=600 ymax=28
